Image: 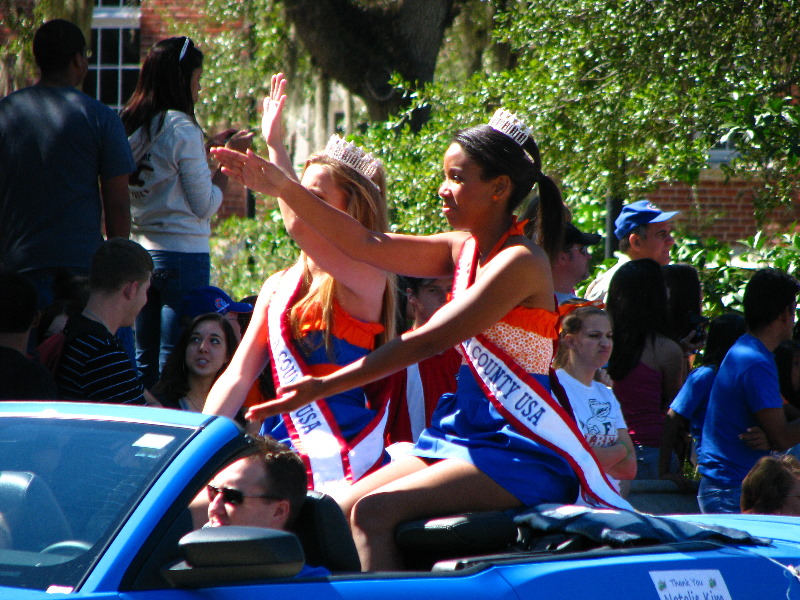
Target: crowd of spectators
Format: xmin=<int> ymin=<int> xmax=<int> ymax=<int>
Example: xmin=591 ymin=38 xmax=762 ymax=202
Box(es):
xmin=4 ymin=17 xmax=800 ymax=577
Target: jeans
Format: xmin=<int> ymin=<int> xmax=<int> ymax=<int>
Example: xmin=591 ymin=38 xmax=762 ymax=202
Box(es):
xmin=633 ymin=445 xmax=678 ymax=480
xmin=135 ymin=250 xmax=210 ymax=388
xmin=697 ymin=477 xmax=742 ymax=514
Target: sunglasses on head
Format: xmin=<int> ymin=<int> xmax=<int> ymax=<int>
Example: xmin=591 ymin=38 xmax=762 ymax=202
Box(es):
xmin=179 ymin=36 xmax=193 ymax=62
xmin=206 ymin=483 xmax=282 ymax=506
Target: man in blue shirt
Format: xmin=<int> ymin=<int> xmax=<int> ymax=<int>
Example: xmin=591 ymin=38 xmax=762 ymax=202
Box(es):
xmin=0 ymin=19 xmax=134 ymax=309
xmin=201 ymin=436 xmax=331 ymax=577
xmin=698 ymin=268 xmax=800 ymax=513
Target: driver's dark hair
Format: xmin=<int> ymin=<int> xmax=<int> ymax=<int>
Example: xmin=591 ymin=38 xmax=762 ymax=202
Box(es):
xmin=251 ymin=436 xmax=308 ymax=527
xmin=453 ymin=124 xmax=565 ymax=261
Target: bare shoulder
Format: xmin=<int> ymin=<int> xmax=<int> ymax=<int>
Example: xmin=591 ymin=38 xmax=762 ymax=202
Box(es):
xmin=482 ymin=236 xmax=553 ymax=307
xmin=500 ymin=235 xmax=551 ymax=272
xmin=437 ymin=230 xmax=474 ymax=265
xmin=649 ymin=334 xmax=684 ymax=364
xmin=252 ymin=269 xmax=289 ymax=313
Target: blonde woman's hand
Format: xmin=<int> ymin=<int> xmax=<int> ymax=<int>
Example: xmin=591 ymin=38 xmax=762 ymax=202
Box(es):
xmin=262 ymin=73 xmax=288 ymax=148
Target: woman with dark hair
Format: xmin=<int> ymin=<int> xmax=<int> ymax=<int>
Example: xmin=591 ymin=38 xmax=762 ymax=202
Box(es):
xmin=212 ymin=105 xmax=632 ymax=570
xmin=663 ymin=263 xmax=706 ymax=364
xmin=775 ymin=340 xmax=800 ymax=410
xmin=153 ymin=312 xmax=237 ymax=412
xmin=606 ymin=258 xmax=686 ymax=480
xmin=204 ymin=74 xmax=396 ymax=496
xmin=120 ymin=36 xmax=252 ymax=388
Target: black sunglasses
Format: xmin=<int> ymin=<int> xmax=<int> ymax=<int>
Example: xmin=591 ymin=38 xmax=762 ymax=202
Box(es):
xmin=206 ymin=483 xmax=282 ymax=506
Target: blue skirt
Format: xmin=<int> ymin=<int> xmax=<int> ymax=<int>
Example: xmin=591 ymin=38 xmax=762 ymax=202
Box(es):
xmin=412 ymin=365 xmax=578 ymax=505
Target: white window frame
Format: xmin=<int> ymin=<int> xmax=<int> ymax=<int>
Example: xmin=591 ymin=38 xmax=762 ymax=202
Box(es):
xmin=88 ymin=4 xmax=141 ymax=111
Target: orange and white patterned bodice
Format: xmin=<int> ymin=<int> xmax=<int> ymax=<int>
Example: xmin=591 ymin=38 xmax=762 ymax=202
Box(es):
xmin=459 ymin=305 xmax=559 ymax=375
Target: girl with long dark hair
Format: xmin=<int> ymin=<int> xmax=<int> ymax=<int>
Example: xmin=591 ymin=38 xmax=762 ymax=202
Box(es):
xmin=153 ymin=312 xmax=238 ymax=412
xmin=120 ymin=36 xmax=252 ymax=387
xmin=606 ymin=258 xmax=686 ymax=480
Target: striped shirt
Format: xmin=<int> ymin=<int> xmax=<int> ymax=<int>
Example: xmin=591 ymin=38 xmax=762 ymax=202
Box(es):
xmin=56 ymin=314 xmax=146 ymax=405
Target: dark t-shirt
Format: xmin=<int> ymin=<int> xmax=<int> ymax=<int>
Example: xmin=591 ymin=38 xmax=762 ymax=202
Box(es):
xmin=55 ymin=314 xmax=146 ymax=405
xmin=0 ymin=85 xmax=135 ymax=273
xmin=0 ymin=346 xmax=59 ymax=400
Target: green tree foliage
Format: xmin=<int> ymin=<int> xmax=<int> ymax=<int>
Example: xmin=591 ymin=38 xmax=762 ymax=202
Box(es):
xmin=491 ymin=0 xmax=800 ymax=234
xmin=210 ymin=211 xmax=299 ymax=299
xmin=0 ymin=0 xmax=94 ymax=94
xmin=161 ymin=0 xmax=308 ymax=137
xmin=720 ymin=95 xmax=800 ymax=222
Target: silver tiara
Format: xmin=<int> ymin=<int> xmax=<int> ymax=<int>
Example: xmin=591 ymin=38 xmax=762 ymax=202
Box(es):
xmin=323 ymin=135 xmax=382 ymax=189
xmin=488 ymin=108 xmax=532 ymax=147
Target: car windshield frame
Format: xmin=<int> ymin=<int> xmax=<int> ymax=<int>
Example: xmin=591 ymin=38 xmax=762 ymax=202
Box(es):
xmin=0 ymin=413 xmax=197 ymax=592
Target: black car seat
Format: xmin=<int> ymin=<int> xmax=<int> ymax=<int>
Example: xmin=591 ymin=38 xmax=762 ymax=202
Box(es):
xmin=289 ymin=490 xmax=361 ymax=572
xmin=0 ymin=470 xmax=72 ymax=551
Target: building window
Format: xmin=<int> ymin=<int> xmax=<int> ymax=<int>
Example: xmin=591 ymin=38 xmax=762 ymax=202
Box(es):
xmin=83 ymin=1 xmax=141 ymax=112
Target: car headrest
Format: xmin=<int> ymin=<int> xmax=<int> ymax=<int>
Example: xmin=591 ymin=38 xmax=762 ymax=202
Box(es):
xmin=289 ymin=490 xmax=360 ymax=572
xmin=396 ymin=510 xmax=519 ymax=569
xmin=0 ymin=470 xmax=72 ymax=551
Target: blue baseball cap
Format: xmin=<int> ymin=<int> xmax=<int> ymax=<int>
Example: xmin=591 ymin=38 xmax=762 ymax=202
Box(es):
xmin=614 ymin=200 xmax=679 ymax=240
xmin=180 ymin=286 xmax=254 ymax=320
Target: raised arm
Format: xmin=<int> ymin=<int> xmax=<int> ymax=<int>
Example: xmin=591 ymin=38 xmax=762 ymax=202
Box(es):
xmin=246 ymin=243 xmax=548 ymax=420
xmin=203 ymin=272 xmax=280 ymax=419
xmin=262 ymin=73 xmax=297 ymax=181
xmin=212 ymin=146 xmax=462 ymax=279
xmin=259 ymin=74 xmax=387 ymax=307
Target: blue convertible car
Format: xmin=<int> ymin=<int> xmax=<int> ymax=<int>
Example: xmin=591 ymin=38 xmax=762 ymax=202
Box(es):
xmin=3 ymin=401 xmax=800 ymax=600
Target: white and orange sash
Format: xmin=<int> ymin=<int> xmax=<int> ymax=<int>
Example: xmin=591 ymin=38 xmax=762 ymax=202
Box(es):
xmin=454 ymin=237 xmax=633 ymax=511
xmin=268 ymin=264 xmax=388 ymax=495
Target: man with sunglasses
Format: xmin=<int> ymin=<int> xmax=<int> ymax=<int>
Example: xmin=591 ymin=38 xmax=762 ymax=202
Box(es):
xmin=552 ymin=223 xmax=603 ymax=304
xmin=199 ymin=435 xmax=330 ymax=576
xmin=206 ymin=436 xmax=307 ymax=530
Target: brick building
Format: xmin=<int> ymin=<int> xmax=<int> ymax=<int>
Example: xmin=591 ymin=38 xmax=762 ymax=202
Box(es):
xmin=2 ymin=0 xmax=798 ymax=243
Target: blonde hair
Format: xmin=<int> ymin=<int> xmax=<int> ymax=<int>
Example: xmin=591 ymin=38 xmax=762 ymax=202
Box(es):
xmin=553 ymin=305 xmax=609 ymax=369
xmin=290 ymin=154 xmax=395 ymax=356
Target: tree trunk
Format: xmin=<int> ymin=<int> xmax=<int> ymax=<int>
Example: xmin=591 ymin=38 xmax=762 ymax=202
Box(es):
xmin=314 ymin=71 xmax=330 ymax=149
xmin=281 ymin=0 xmax=455 ymax=123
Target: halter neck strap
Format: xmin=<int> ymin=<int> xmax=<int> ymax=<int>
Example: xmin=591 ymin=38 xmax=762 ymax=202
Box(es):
xmin=482 ymin=217 xmax=529 ymax=262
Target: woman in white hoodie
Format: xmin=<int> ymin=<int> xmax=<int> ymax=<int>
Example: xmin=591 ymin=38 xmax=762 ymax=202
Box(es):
xmin=120 ymin=36 xmax=251 ymax=387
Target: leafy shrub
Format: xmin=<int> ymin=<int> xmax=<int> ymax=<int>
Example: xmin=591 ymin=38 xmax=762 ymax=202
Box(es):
xmin=210 ymin=211 xmax=298 ymax=300
xmin=578 ymin=228 xmax=800 ymax=321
